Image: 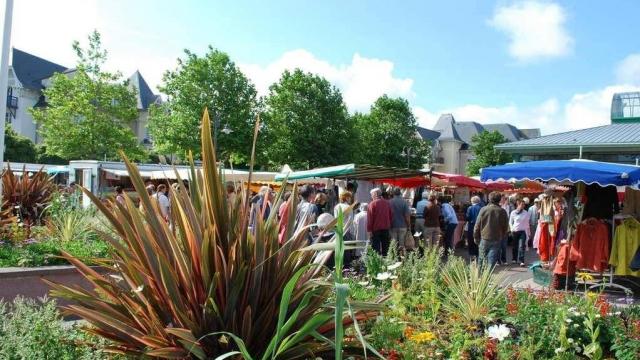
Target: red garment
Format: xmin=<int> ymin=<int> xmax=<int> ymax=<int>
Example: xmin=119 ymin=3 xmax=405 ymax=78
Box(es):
xmin=367 ymin=198 xmax=393 ymax=232
xmin=553 ymin=243 xmax=580 ymax=275
xmin=539 ymin=222 xmax=556 ymax=261
xmin=278 ymin=200 xmax=291 ymax=244
xmin=572 ymin=218 xmax=610 ymax=272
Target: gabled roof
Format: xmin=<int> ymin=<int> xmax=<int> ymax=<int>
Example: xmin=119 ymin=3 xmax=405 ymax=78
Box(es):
xmin=128 ymin=70 xmax=160 ymax=110
xmin=483 ymin=123 xmax=526 ymax=142
xmin=416 ymin=126 xmax=441 ymax=141
xmin=495 ymin=123 xmax=640 ymax=151
xmin=433 ymin=114 xmax=462 ymax=141
xmin=11 ymin=48 xmax=67 ymax=90
xmin=454 ymin=121 xmax=485 ymax=144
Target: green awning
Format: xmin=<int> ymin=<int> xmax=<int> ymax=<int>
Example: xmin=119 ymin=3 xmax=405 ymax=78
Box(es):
xmin=274 ymin=164 xmax=426 ymax=181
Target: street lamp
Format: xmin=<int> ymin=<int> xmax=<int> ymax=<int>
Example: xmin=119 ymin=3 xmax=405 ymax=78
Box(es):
xmin=401 ymin=146 xmax=414 ymax=168
xmin=213 ymin=112 xmax=233 ymax=156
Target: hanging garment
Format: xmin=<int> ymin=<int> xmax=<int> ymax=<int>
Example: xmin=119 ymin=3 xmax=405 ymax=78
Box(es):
xmin=572 ymin=218 xmax=610 ymax=272
xmin=610 ymin=217 xmax=640 ymax=276
xmin=622 ymin=187 xmax=640 ymax=217
xmin=538 ymin=222 xmax=555 ymax=262
xmin=533 ymin=220 xmax=542 ymax=249
xmin=582 ymin=184 xmax=619 ymax=221
xmin=553 ymin=242 xmax=580 ymax=275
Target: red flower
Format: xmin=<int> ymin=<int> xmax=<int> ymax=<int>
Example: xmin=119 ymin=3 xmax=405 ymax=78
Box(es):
xmin=484 ymin=339 xmax=498 ymax=360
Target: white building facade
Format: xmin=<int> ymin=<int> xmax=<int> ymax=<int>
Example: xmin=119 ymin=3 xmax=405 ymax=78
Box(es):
xmin=5 ymin=48 xmax=158 ymax=145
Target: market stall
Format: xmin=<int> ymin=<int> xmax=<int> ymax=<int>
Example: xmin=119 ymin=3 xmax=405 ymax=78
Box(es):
xmin=481 ymin=159 xmax=640 ymax=294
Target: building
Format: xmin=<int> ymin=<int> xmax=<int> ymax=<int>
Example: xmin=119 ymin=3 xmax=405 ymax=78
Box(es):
xmin=418 ymin=114 xmax=540 ymax=175
xmin=5 ymin=48 xmax=159 ymax=145
xmin=495 ymin=91 xmax=640 ymax=165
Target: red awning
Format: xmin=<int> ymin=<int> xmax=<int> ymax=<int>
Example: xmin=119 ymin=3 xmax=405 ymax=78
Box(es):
xmin=432 ymin=172 xmax=487 ymax=189
xmin=380 ymin=176 xmax=428 ymax=188
xmin=485 ymin=181 xmax=514 ymax=191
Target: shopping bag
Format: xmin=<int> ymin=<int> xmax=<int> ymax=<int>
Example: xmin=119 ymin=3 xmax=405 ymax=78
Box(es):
xmin=404 ymin=232 xmax=416 ymax=250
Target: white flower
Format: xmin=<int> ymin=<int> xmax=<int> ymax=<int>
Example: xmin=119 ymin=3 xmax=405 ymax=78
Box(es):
xmin=575 ymin=346 xmax=582 ymax=353
xmin=595 ymin=314 xmax=601 ymax=318
xmin=387 ymin=261 xmax=402 ymax=271
xmin=565 ymin=318 xmax=572 ymax=323
xmin=357 ymin=281 xmax=369 ymax=286
xmin=573 ymin=324 xmax=579 ymax=328
xmin=375 ymin=272 xmax=392 ymax=281
xmin=486 ymin=324 xmax=511 ymax=342
xmin=389 ymin=275 xmax=398 ymax=279
xmin=555 ymin=347 xmax=564 ymax=354
xmin=567 ymin=338 xmax=574 ymax=344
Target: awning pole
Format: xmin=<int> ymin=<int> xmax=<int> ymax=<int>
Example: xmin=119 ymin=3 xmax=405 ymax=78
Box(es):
xmin=579 ymin=146 xmax=583 ymax=159
xmin=0 ymin=0 xmax=14 ymax=204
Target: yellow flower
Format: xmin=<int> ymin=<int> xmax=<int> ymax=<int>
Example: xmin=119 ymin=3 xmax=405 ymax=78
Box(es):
xmin=410 ymin=331 xmax=436 ymax=343
xmin=576 ymin=272 xmax=594 ymax=282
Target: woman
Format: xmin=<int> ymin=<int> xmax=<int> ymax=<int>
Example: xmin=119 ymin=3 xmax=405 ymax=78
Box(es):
xmin=510 ymin=199 xmax=531 ymax=266
xmin=278 ymin=192 xmax=292 ymax=244
xmin=114 ymin=185 xmax=125 ymax=205
xmin=334 ymin=191 xmax=354 ymax=239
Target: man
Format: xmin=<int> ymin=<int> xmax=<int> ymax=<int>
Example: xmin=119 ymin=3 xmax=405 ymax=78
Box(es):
xmin=465 ymin=196 xmax=482 ymax=260
xmin=499 ymin=195 xmax=511 ymax=265
xmin=440 ymin=196 xmax=458 ymax=261
xmin=474 ymin=191 xmax=509 ymax=269
xmin=414 ymin=191 xmax=429 ymax=244
xmin=295 ymin=185 xmax=318 ymax=238
xmin=389 ymin=187 xmax=411 ymax=250
xmin=528 ymin=198 xmax=540 ymax=248
xmin=423 ymin=193 xmax=441 ymax=248
xmin=510 ymin=198 xmax=531 ymax=266
xmin=250 ymin=186 xmax=272 ymax=230
xmin=367 ymin=188 xmax=393 ymax=255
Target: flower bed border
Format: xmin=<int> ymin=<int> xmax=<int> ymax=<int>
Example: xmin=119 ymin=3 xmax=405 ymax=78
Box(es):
xmin=0 ymin=265 xmax=105 ymax=306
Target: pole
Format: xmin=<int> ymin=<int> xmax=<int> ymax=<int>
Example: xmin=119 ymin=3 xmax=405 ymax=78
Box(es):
xmin=0 ymin=0 xmax=14 ymax=203
xmin=213 ymin=112 xmax=219 ymax=156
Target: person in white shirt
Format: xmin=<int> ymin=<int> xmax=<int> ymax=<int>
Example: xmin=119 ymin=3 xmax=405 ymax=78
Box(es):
xmin=509 ymin=198 xmax=531 ymax=266
xmin=154 ymin=184 xmax=171 ymax=221
xmin=353 ymin=202 xmax=369 ymax=257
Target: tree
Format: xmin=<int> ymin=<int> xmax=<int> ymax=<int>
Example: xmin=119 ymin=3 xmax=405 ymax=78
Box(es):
xmin=30 ymin=31 xmax=145 ymax=161
xmin=263 ymin=69 xmax=355 ymax=169
xmin=148 ymin=47 xmax=259 ymax=164
xmin=4 ymin=125 xmax=36 ymax=163
xmin=466 ymin=130 xmax=512 ymax=175
xmin=353 ymin=95 xmax=430 ymax=169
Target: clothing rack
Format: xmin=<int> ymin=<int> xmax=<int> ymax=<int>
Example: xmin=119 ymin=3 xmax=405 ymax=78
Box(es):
xmin=586 ymin=213 xmax=634 ymax=296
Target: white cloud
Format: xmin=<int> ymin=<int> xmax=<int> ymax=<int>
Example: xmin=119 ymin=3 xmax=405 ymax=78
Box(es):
xmin=564 ymin=84 xmax=640 ymax=130
xmin=616 ymin=54 xmax=640 ymax=85
xmin=240 ymin=50 xmax=414 ymax=111
xmin=490 ymin=1 xmax=573 ymax=62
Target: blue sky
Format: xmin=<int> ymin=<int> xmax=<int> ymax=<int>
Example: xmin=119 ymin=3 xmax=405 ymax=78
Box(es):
xmin=6 ymin=0 xmax=640 ymax=134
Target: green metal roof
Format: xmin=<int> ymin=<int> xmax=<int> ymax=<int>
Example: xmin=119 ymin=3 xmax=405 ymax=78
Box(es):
xmin=274 ymin=164 xmax=426 ymax=181
xmin=495 ymin=123 xmax=640 ymax=152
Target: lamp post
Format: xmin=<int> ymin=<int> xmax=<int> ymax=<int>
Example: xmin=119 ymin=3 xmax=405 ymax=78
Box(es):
xmin=401 ymin=146 xmax=414 ymax=169
xmin=0 ymin=0 xmax=14 ymax=203
xmin=213 ymin=112 xmax=233 ymax=157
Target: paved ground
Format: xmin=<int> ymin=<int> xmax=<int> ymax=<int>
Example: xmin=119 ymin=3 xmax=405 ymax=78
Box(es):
xmin=453 ymin=246 xmax=542 ymax=290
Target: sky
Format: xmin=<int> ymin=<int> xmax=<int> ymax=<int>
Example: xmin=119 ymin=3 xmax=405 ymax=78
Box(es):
xmin=3 ymin=0 xmax=640 ymax=135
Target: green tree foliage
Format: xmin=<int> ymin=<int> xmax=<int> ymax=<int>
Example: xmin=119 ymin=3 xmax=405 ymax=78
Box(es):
xmin=148 ymin=46 xmax=259 ymax=163
xmin=30 ymin=31 xmax=145 ymax=161
xmin=353 ymin=95 xmax=430 ymax=169
xmin=466 ymin=130 xmax=512 ymax=175
xmin=263 ymin=69 xmax=355 ymax=169
xmin=3 ymin=125 xmax=36 ymax=163
xmin=35 ymin=145 xmax=68 ymax=165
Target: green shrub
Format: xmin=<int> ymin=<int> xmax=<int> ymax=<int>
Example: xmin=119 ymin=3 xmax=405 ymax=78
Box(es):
xmin=439 ymin=256 xmax=504 ymax=323
xmin=0 ymin=297 xmax=114 ymax=359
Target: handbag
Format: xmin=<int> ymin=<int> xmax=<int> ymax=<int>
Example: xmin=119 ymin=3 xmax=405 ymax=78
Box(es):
xmin=404 ymin=231 xmax=416 ymax=250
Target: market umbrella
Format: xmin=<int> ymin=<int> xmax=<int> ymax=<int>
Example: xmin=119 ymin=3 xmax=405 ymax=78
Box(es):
xmin=480 ymin=159 xmax=640 ymax=187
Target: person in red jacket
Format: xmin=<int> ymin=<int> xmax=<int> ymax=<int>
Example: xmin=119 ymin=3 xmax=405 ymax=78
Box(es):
xmin=367 ymin=188 xmax=393 ymax=255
